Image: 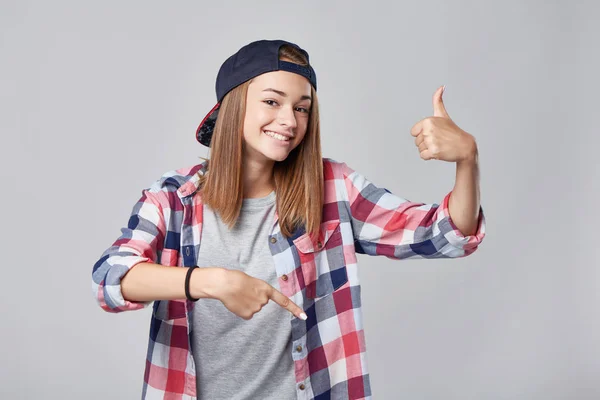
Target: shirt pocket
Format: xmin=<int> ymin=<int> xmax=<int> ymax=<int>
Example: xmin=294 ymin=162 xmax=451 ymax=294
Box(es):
xmin=293 ymin=219 xmax=348 ymax=299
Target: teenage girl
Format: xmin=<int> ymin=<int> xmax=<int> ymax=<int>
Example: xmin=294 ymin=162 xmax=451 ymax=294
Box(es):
xmin=92 ymin=39 xmax=486 ymax=400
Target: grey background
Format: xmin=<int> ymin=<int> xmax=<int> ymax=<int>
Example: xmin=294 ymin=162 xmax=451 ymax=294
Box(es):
xmin=1 ymin=0 xmax=598 ymax=399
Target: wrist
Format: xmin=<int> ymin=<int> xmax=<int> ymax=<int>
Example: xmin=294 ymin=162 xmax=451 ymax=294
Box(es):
xmin=189 ymin=267 xmax=226 ymax=300
xmin=458 ymin=140 xmax=478 ymax=165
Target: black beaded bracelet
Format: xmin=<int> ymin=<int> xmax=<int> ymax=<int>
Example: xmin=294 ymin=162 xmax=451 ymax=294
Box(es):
xmin=185 ymin=265 xmax=200 ymax=302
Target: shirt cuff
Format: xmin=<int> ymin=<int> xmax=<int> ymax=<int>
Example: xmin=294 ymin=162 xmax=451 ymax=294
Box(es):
xmin=98 ymin=256 xmax=154 ymax=312
xmin=439 ymin=191 xmax=486 ymax=253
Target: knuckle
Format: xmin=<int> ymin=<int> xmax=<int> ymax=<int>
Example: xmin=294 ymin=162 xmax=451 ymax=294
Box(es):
xmin=264 ymin=283 xmax=274 ymax=295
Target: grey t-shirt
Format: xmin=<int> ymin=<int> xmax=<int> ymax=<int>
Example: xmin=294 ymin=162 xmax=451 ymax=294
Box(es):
xmin=191 ymin=190 xmax=296 ymax=400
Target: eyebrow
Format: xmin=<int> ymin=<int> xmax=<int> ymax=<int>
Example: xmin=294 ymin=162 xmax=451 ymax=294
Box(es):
xmin=262 ymin=88 xmax=312 ymax=101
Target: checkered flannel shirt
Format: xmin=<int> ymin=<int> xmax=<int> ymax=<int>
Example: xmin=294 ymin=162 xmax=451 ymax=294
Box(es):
xmin=92 ymin=158 xmax=486 ymax=399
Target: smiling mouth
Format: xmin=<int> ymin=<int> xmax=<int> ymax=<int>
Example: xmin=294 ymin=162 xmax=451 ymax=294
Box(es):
xmin=263 ymin=130 xmax=292 ymax=142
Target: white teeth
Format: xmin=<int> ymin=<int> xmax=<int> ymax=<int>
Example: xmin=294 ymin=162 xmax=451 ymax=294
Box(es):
xmin=264 ymin=130 xmax=290 ymax=141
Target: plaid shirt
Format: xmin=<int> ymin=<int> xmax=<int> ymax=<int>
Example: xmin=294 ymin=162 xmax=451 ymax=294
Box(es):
xmin=92 ymin=158 xmax=486 ymax=399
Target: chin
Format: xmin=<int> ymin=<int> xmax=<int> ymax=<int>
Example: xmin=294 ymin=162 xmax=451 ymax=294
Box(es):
xmin=262 ymin=151 xmax=291 ymax=162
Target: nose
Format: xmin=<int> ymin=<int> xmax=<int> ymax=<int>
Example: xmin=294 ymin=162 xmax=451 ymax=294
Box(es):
xmin=277 ymin=105 xmax=297 ymax=129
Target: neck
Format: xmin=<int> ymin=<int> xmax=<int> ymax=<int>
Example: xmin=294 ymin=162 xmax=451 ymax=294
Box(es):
xmin=242 ymin=156 xmax=275 ymax=198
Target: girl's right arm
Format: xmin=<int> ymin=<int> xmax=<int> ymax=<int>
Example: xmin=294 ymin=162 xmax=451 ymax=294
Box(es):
xmin=92 ymin=187 xmax=175 ymax=313
xmin=92 ymin=186 xmax=224 ymax=310
xmin=92 ymin=186 xmax=305 ymax=320
xmin=120 ymin=262 xmax=226 ymax=302
xmin=122 ymin=263 xmax=307 ymax=321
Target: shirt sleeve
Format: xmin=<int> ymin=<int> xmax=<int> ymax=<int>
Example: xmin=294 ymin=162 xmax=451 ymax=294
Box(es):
xmin=339 ymin=161 xmax=486 ymax=259
xmin=91 ymin=188 xmax=166 ymax=312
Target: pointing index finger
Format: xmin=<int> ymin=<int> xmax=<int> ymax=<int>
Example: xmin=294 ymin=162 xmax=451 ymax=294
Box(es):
xmin=269 ymin=286 xmax=307 ymax=320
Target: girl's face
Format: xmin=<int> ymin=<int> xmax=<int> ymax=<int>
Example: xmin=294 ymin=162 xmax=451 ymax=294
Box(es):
xmin=242 ymin=70 xmax=312 ymax=163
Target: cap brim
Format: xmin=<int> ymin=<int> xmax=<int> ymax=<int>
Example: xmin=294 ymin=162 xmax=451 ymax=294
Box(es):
xmin=196 ymin=102 xmax=221 ymax=147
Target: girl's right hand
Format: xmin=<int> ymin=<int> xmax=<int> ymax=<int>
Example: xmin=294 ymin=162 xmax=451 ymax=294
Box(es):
xmin=211 ymin=268 xmax=307 ymax=321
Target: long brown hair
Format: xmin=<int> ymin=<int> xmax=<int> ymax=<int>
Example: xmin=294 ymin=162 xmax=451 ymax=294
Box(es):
xmin=198 ymin=45 xmax=323 ymax=240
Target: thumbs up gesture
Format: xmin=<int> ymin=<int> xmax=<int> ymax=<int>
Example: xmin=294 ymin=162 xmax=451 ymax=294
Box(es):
xmin=410 ymin=86 xmax=477 ymax=162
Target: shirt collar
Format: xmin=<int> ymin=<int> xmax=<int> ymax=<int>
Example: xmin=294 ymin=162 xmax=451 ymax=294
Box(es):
xmin=172 ymin=161 xmax=280 ymax=226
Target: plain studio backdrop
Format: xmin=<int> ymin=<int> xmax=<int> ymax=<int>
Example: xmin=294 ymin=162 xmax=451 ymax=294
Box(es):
xmin=1 ymin=1 xmax=598 ymax=399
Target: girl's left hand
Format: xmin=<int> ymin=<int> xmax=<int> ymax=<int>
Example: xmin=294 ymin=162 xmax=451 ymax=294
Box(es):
xmin=410 ymin=86 xmax=477 ymax=163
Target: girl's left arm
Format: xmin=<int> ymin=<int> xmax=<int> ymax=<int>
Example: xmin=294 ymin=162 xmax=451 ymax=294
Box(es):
xmin=449 ymin=150 xmax=480 ymax=237
xmin=336 ymin=86 xmax=486 ymax=260
xmin=412 ymin=85 xmax=483 ymax=237
xmin=338 ymin=160 xmax=485 ymax=260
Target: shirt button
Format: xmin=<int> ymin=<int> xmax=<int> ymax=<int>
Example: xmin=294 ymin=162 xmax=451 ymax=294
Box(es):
xmin=270 ymin=237 xmax=277 ymax=244
xmin=281 ymin=274 xmax=288 ymax=281
xmin=296 ymin=345 xmax=303 ymax=352
xmin=317 ymin=241 xmax=322 ymax=248
xmin=298 ymin=384 xmax=305 ymax=390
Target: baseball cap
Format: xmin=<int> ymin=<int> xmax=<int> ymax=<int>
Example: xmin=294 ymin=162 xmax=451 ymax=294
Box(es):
xmin=195 ymin=39 xmax=318 ymax=147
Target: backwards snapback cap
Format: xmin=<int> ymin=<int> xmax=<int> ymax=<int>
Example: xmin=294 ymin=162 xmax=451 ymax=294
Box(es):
xmin=195 ymin=39 xmax=318 ymax=147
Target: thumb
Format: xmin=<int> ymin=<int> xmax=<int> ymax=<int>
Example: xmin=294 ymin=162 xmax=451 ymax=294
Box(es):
xmin=433 ymin=85 xmax=450 ymax=118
